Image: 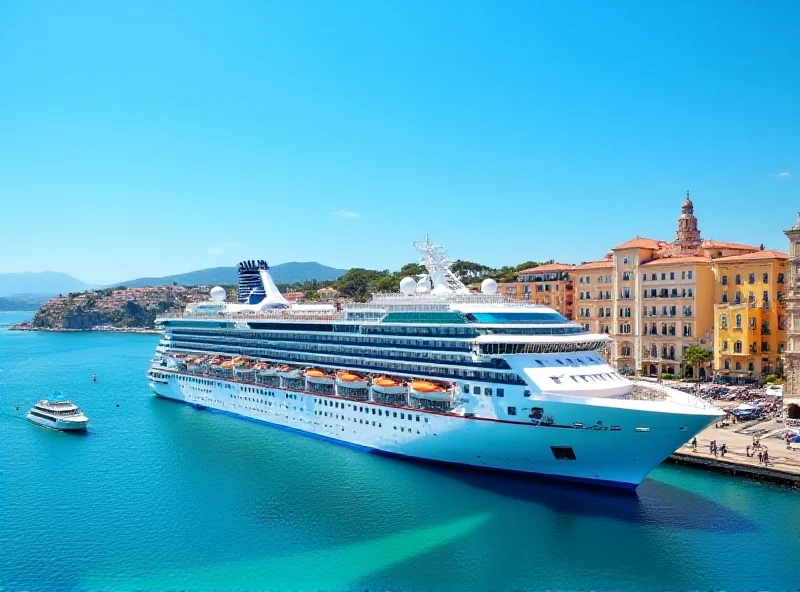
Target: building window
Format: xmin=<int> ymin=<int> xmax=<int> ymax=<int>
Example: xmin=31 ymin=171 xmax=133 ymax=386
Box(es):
xmin=722 ymin=275 xmax=728 ymax=286
xmin=661 ymin=273 xmax=666 ymax=280
xmin=722 ymin=340 xmax=728 ymax=351
xmin=724 ymin=359 xmax=730 ymax=370
xmin=763 ymin=273 xmax=769 ymax=283
xmin=720 ymin=315 xmax=728 ymax=329
xmin=688 ymin=270 xmax=693 ymax=280
xmin=778 ymin=273 xmax=785 ymax=284
xmin=735 ymin=314 xmax=742 ymax=329
xmin=734 ymin=340 xmax=742 ymax=354
xmin=735 ymin=274 xmax=741 ymax=285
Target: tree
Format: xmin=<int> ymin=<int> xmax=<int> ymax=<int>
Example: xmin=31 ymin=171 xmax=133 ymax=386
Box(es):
xmin=683 ymin=346 xmax=712 ymax=394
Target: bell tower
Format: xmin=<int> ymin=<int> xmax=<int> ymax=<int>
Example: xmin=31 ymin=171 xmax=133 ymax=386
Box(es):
xmin=675 ymin=191 xmax=701 ymax=250
xmin=783 ymin=212 xmax=800 ymax=414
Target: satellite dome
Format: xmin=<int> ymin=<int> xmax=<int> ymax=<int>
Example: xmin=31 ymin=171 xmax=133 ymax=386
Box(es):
xmin=210 ymin=286 xmax=227 ymax=302
xmin=481 ymin=278 xmax=498 ymax=295
xmin=399 ymin=276 xmax=417 ymax=295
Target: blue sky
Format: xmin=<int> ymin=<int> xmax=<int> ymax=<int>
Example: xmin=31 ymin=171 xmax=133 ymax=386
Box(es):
xmin=1 ymin=0 xmax=797 ymax=285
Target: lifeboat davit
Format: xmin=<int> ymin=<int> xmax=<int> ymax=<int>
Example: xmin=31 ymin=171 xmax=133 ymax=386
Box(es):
xmin=336 ymin=371 xmax=369 ymax=389
xmin=277 ymin=365 xmax=301 ymax=379
xmin=305 ymin=368 xmax=334 ymax=384
xmin=409 ymin=380 xmax=451 ymax=401
xmin=372 ymin=377 xmax=408 ymax=395
xmin=257 ymin=365 xmax=278 ymax=376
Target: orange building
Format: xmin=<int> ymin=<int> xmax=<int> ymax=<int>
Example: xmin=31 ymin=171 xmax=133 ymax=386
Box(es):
xmin=498 ymin=262 xmax=575 ymax=318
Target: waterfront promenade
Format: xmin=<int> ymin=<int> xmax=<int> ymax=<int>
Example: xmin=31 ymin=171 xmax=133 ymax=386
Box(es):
xmin=672 ymin=417 xmax=800 ymax=485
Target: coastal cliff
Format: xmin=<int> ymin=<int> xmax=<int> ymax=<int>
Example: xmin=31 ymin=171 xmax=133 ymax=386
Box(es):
xmin=29 ymin=285 xmax=211 ymax=331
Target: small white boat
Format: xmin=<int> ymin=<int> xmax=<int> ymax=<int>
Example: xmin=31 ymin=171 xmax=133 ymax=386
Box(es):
xmin=27 ymin=397 xmax=88 ymax=431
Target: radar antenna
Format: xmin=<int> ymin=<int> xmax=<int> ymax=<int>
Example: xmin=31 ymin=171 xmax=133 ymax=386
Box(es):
xmin=412 ymin=235 xmax=470 ymax=295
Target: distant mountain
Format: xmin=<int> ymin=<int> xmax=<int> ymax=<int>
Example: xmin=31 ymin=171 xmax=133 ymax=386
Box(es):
xmin=0 ymin=294 xmax=53 ymax=311
xmin=115 ymin=262 xmax=347 ymax=288
xmin=0 ymin=272 xmax=94 ymax=297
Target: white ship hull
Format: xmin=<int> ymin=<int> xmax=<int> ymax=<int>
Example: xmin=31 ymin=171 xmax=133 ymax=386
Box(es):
xmin=27 ymin=413 xmax=88 ymax=431
xmin=150 ymin=371 xmax=718 ymax=489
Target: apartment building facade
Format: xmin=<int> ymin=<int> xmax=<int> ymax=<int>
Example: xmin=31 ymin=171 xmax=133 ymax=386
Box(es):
xmin=712 ymin=251 xmax=788 ymax=382
xmin=498 ymin=262 xmax=575 ymax=318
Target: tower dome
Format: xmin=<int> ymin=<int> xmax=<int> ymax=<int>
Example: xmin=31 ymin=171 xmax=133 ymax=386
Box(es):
xmin=682 ymin=191 xmax=694 ymax=215
xmin=676 ymin=191 xmax=701 ymax=249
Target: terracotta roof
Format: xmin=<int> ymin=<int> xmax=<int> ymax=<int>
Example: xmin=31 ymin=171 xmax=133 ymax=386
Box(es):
xmin=701 ymin=240 xmax=761 ymax=251
xmin=517 ymin=262 xmax=576 ymax=274
xmin=574 ymin=260 xmax=614 ymax=270
xmin=612 ymin=237 xmax=664 ymax=250
xmin=640 ymin=256 xmax=712 ymax=267
xmin=712 ymin=250 xmax=788 ymax=263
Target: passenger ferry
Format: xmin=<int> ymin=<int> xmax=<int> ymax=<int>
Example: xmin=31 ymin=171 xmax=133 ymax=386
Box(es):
xmin=148 ymin=236 xmax=722 ymax=489
xmin=27 ymin=397 xmax=89 ymax=431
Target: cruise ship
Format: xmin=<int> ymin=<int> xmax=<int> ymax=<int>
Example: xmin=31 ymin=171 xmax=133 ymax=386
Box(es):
xmin=148 ymin=237 xmax=722 ymax=489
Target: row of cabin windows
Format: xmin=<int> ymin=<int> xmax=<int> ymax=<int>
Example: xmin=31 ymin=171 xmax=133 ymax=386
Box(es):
xmin=169 ymin=342 xmax=521 ymax=384
xmin=463 ymin=385 xmax=505 ymax=397
xmin=550 ymin=372 xmax=622 ymax=384
xmin=173 ymin=329 xmax=473 ymax=351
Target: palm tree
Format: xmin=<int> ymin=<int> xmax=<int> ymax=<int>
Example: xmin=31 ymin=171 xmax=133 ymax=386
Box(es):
xmin=683 ymin=346 xmax=713 ymax=394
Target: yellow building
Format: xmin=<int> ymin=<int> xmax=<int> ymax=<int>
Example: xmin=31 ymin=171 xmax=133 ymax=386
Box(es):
xmin=573 ymin=258 xmax=614 ymax=335
xmin=712 ymin=250 xmax=788 ymax=383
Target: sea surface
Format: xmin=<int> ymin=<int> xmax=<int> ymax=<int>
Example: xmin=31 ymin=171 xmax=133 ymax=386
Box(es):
xmin=1 ymin=310 xmax=799 ymax=591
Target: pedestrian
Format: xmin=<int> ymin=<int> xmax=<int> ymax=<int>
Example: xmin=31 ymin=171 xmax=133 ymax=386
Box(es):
xmin=692 ymin=437 xmax=697 ymax=451
xmin=721 ymin=443 xmax=727 ymax=457
xmin=763 ymin=450 xmax=769 ymax=465
xmin=746 ymin=444 xmax=751 ymax=457
xmin=758 ymin=450 xmax=764 ymax=464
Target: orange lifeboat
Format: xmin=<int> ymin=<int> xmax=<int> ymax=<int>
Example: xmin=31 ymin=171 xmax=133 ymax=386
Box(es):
xmin=305 ymin=368 xmax=334 ymax=384
xmin=410 ymin=380 xmax=441 ymax=392
xmin=372 ymin=376 xmax=408 ymax=395
xmin=410 ymin=380 xmax=451 ymax=401
xmin=336 ymin=371 xmax=369 ymax=389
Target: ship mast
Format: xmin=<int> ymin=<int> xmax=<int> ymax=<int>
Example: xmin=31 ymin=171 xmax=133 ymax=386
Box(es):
xmin=412 ymin=235 xmax=470 ymax=295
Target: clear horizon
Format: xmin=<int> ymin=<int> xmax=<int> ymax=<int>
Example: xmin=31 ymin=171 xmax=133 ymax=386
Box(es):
xmin=1 ymin=1 xmax=797 ymax=285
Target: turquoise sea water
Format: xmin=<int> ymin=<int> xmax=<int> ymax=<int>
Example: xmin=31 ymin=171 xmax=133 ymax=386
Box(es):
xmin=1 ymin=310 xmax=799 ymax=591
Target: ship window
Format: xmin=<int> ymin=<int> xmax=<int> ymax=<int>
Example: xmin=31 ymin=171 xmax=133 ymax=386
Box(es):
xmin=424 ymin=417 xmax=429 ymax=423
xmin=463 ymin=384 xmax=469 ymax=393
xmin=551 ymin=446 xmax=576 ymax=461
xmin=524 ymin=390 xmax=531 ymax=397
xmin=485 ymin=388 xmax=492 ymax=396
xmin=473 ymin=386 xmax=480 ymax=394
xmin=497 ymin=388 xmax=504 ymax=397
xmin=508 ymin=406 xmax=517 ymax=416
xmin=393 ymin=412 xmax=397 ymax=417
xmin=416 ymin=415 xmax=420 ymax=421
